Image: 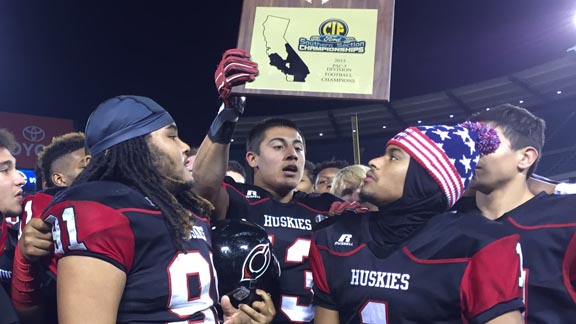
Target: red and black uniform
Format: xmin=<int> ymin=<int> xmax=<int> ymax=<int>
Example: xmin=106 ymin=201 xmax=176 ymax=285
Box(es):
xmin=0 ymin=213 xmax=17 ymax=292
xmin=310 ymin=211 xmax=525 ymax=324
xmin=19 ymin=187 xmax=66 ymax=272
xmin=43 ymin=181 xmax=219 ymax=323
xmin=223 ymin=177 xmax=340 ymax=324
xmin=498 ymin=192 xmax=576 ymax=323
xmin=10 ymin=187 xmax=65 ymax=324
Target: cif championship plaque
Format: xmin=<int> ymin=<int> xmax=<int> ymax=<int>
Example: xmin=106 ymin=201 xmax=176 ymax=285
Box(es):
xmin=233 ymin=0 xmax=395 ymax=101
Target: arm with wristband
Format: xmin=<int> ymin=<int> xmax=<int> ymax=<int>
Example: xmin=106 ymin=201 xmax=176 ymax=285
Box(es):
xmin=192 ymin=49 xmax=258 ymax=220
xmin=11 ymin=218 xmax=54 ymax=324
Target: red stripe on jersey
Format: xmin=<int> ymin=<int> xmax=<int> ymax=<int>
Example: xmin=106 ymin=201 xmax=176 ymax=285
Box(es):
xmin=508 ymin=217 xmax=576 ymax=229
xmin=402 ymin=246 xmax=470 ymax=264
xmin=117 ymin=208 xmax=162 ymax=215
xmin=316 ymin=243 xmax=367 ymax=257
xmin=191 ymin=212 xmax=210 ymax=223
xmin=309 ymin=237 xmax=330 ymax=294
xmin=562 ymin=232 xmax=576 ymax=303
xmin=460 ymin=234 xmax=522 ymax=319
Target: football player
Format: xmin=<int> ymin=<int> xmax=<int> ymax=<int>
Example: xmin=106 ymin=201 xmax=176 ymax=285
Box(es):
xmin=310 ymin=122 xmax=525 ymax=323
xmin=41 ymin=95 xmax=274 ymax=324
xmin=469 ymin=104 xmax=576 ymax=323
xmin=193 ymin=49 xmax=348 ymax=323
xmin=0 ymin=128 xmax=25 ymax=323
xmin=12 ymin=131 xmax=89 ymax=323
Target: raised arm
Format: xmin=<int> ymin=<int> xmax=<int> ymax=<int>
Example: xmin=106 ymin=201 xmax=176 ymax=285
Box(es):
xmin=192 ymin=49 xmax=258 ymax=220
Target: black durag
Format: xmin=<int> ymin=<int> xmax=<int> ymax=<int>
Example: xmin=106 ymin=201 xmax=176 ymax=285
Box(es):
xmin=367 ymin=159 xmax=448 ymax=258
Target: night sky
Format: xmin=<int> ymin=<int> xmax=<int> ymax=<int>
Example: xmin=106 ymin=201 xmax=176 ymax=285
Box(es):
xmin=1 ymin=0 xmax=575 ymax=146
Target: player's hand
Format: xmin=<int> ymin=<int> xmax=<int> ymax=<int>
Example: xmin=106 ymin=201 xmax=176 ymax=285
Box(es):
xmin=18 ymin=218 xmax=53 ymax=262
xmin=215 ymin=49 xmax=258 ymax=106
xmin=221 ymin=289 xmax=275 ymax=324
xmin=328 ymin=201 xmax=369 ymax=216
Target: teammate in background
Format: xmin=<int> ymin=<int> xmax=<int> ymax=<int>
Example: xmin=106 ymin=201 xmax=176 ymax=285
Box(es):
xmin=40 ymin=95 xmax=274 ymax=324
xmin=0 ymin=128 xmax=25 ymax=323
xmin=330 ymin=164 xmax=378 ymax=211
xmin=12 ymin=131 xmax=90 ymax=323
xmin=193 ymin=49 xmax=347 ymax=323
xmin=468 ymin=104 xmax=576 ymax=323
xmin=295 ymin=160 xmax=315 ymax=194
xmin=310 ymin=122 xmax=524 ymax=323
xmin=40 ymin=132 xmax=89 ymax=189
xmin=527 ymin=173 xmax=576 ymax=195
xmin=226 ymin=160 xmax=247 ymax=183
xmin=19 ymin=131 xmax=89 ymax=230
xmin=312 ymin=159 xmax=349 ymax=194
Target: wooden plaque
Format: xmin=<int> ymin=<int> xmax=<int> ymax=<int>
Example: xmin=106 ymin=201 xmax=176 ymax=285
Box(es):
xmin=233 ymin=0 xmax=395 ymax=101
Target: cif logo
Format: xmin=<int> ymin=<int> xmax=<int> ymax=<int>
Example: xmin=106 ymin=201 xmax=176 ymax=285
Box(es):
xmin=241 ymin=243 xmax=272 ymax=282
xmin=319 ymin=19 xmax=348 ymax=42
xmin=22 ymin=126 xmax=46 ymax=142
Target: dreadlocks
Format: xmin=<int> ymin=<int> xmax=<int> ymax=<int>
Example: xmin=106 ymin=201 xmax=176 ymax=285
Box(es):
xmin=73 ymin=135 xmax=214 ymax=250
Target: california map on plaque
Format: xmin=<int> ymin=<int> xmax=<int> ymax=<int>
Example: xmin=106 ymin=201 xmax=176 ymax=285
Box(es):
xmin=262 ymin=15 xmax=310 ymax=82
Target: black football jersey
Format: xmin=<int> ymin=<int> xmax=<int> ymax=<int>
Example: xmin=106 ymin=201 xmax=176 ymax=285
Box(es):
xmin=498 ymin=192 xmax=576 ymax=323
xmin=43 ymin=181 xmax=219 ymax=323
xmin=224 ymin=177 xmax=341 ymax=323
xmin=311 ymin=211 xmax=525 ymax=324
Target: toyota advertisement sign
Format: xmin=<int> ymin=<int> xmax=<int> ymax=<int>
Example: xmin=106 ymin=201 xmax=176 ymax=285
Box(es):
xmin=0 ymin=111 xmax=75 ymax=169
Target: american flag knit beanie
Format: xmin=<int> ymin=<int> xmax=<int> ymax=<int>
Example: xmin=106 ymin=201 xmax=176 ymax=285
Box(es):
xmin=387 ymin=121 xmax=500 ymax=207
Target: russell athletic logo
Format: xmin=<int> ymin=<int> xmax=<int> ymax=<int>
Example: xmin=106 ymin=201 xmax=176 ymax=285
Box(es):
xmin=335 ymin=234 xmax=354 ymax=246
xmin=245 ymin=190 xmax=261 ymax=199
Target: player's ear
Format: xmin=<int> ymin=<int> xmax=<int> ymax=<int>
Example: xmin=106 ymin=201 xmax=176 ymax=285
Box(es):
xmin=246 ymin=151 xmax=258 ymax=168
xmin=518 ymin=146 xmax=538 ymax=174
xmin=52 ymin=172 xmax=66 ymax=187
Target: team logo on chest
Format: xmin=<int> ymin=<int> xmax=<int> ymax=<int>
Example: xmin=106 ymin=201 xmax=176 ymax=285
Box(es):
xmin=335 ymin=234 xmax=354 ymax=246
xmin=245 ymin=190 xmax=261 ymax=199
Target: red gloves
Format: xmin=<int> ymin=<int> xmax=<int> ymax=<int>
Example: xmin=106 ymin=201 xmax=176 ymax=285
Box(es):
xmin=214 ymin=49 xmax=258 ymax=106
xmin=328 ymin=201 xmax=369 ymax=216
